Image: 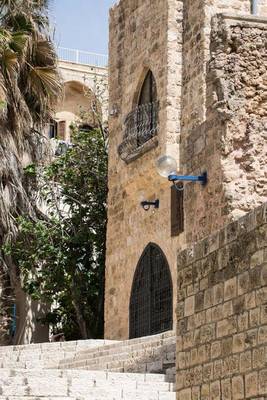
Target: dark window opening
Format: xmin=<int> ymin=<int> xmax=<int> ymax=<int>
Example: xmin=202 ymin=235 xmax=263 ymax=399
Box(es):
xmin=137 ymin=70 xmax=158 ymax=146
xmin=79 ymin=124 xmax=94 ymax=132
xmin=171 ymin=185 xmax=184 ymax=237
xmin=49 ymin=120 xmax=58 ymax=139
xmin=129 ymin=243 xmax=173 ymax=339
xmin=138 ymin=70 xmax=157 ymax=106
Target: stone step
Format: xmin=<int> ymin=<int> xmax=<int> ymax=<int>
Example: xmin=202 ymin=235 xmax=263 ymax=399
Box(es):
xmin=0 ymin=339 xmax=118 ymax=356
xmin=0 ymin=391 xmax=175 ymax=400
xmin=0 ymin=331 xmax=175 ymax=376
xmin=61 ymin=348 xmax=172 ymax=368
xmin=0 ymin=368 xmax=168 ymax=383
xmin=0 ymin=340 xmax=119 ymax=369
xmin=62 ymin=339 xmax=175 ymax=363
xmin=0 ymin=395 xmax=175 ymax=400
xmin=54 ymin=332 xmax=176 ymax=382
xmin=57 ymin=332 xmax=175 ymax=368
xmin=0 ymin=369 xmax=175 ymax=400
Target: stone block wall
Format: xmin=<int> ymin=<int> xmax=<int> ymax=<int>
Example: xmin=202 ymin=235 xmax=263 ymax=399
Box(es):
xmin=105 ymin=0 xmax=267 ymax=341
xmin=176 ymin=202 xmax=267 ymax=400
xmin=182 ymin=13 xmax=267 ymax=244
xmin=105 ymin=0 xmax=183 ymax=339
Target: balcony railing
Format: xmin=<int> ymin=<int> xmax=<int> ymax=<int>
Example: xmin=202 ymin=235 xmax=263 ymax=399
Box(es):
xmin=58 ymin=47 xmax=108 ymax=68
xmin=118 ymin=101 xmax=159 ymax=162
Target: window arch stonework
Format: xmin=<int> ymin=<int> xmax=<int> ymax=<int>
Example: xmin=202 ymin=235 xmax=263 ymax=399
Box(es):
xmin=118 ymin=70 xmax=159 ymax=163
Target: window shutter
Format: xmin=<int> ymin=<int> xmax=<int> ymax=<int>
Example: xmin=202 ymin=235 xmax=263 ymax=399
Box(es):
xmin=171 ymin=185 xmax=184 ymax=237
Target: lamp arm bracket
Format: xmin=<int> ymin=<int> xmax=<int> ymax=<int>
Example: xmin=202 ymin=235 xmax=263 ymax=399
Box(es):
xmin=168 ymin=172 xmax=207 ymax=186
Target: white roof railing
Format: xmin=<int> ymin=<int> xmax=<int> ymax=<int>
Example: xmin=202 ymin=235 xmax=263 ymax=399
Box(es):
xmin=58 ymin=47 xmax=108 ymax=68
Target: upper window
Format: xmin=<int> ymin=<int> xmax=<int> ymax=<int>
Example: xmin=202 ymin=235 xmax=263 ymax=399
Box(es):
xmin=138 ymin=70 xmax=157 ymax=106
xmin=118 ymin=70 xmax=159 ymax=162
xmin=49 ymin=119 xmax=58 ymax=139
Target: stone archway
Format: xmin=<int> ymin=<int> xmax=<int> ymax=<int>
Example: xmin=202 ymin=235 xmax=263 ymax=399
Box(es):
xmin=129 ymin=243 xmax=173 ymax=339
xmin=54 ymin=80 xmax=102 ymax=141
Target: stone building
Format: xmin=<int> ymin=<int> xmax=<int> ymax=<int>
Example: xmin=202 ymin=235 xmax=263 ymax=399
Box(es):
xmin=50 ymin=49 xmax=108 ymax=142
xmin=105 ymin=0 xmax=267 ymax=346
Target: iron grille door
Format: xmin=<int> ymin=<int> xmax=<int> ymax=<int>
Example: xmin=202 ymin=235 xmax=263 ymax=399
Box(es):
xmin=129 ymin=246 xmax=151 ymax=338
xmin=150 ymin=245 xmax=173 ymax=334
xmin=129 ymin=243 xmax=173 ymax=339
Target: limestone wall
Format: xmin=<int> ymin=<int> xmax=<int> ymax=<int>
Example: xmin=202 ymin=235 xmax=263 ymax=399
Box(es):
xmin=176 ymin=202 xmax=267 ymax=400
xmin=59 ymin=61 xmax=108 ymax=122
xmin=56 ymin=61 xmax=109 ymax=140
xmin=105 ymin=0 xmax=183 ymax=339
xmin=181 ymin=12 xmax=267 ymax=243
xmin=105 ymin=0 xmax=267 ymax=340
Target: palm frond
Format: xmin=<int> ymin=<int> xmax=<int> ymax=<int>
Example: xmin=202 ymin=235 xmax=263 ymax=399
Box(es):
xmin=0 ymin=47 xmax=18 ymax=76
xmin=10 ymin=31 xmax=29 ymax=57
xmin=29 ymin=66 xmax=61 ymax=97
xmin=33 ymin=38 xmax=57 ymax=66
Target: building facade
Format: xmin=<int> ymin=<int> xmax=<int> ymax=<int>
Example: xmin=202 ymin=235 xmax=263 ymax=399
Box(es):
xmin=105 ymin=0 xmax=267 ymax=341
xmin=51 ymin=51 xmax=108 ymax=142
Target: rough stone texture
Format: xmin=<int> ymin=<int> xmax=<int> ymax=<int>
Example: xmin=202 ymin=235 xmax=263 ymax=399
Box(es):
xmin=176 ymin=202 xmax=267 ymax=400
xmin=106 ymin=0 xmax=267 ymax=341
xmin=105 ymin=0 xmax=183 ymax=340
xmin=0 ymin=335 xmax=176 ymax=400
xmin=182 ymin=12 xmax=267 ymax=243
xmin=212 ymin=15 xmax=267 ymax=218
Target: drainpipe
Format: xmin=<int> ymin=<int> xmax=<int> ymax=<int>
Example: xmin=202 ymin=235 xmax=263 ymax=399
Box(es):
xmin=251 ymin=0 xmax=258 ymax=15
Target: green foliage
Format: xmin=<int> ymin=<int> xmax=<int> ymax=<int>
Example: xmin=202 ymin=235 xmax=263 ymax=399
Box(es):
xmin=4 ymin=127 xmax=108 ymax=339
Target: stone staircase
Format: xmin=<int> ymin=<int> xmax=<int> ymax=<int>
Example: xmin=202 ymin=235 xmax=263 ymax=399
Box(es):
xmin=0 ymin=331 xmax=176 ymax=400
xmin=0 ymin=339 xmax=118 ymax=369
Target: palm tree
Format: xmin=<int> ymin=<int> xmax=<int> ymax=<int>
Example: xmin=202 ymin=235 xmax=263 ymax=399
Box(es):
xmin=0 ymin=0 xmax=61 ymax=344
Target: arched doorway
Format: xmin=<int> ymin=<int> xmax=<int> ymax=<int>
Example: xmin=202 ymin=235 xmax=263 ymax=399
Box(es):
xmin=129 ymin=243 xmax=173 ymax=339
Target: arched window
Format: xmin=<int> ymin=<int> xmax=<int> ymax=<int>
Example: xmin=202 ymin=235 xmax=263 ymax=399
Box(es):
xmin=136 ymin=70 xmax=158 ymax=146
xmin=129 ymin=243 xmax=173 ymax=339
xmin=118 ymin=70 xmax=159 ymax=162
xmin=138 ymin=70 xmax=157 ymax=107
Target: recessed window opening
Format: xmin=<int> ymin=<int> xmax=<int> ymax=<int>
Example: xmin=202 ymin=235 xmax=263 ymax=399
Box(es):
xmin=136 ymin=70 xmax=158 ymax=146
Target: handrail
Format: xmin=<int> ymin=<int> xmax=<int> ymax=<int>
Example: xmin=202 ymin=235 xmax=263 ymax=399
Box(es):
xmin=58 ymin=47 xmax=108 ymax=68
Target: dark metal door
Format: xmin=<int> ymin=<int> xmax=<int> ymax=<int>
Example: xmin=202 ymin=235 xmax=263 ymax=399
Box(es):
xmin=129 ymin=243 xmax=173 ymax=339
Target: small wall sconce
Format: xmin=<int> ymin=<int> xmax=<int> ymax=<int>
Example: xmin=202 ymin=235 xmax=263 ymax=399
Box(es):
xmin=156 ymin=155 xmax=207 ymax=191
xmin=141 ymin=199 xmax=160 ymax=211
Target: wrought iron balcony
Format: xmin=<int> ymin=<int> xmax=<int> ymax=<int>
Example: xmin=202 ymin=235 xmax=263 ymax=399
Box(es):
xmin=118 ymin=101 xmax=159 ymax=162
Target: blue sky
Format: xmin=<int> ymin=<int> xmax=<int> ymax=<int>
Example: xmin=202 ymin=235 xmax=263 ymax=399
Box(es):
xmin=50 ymin=0 xmax=117 ymax=55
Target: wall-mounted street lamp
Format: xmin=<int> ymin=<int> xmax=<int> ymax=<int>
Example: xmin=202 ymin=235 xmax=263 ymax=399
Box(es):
xmin=141 ymin=199 xmax=160 ymax=211
xmin=156 ymin=155 xmax=208 ymax=189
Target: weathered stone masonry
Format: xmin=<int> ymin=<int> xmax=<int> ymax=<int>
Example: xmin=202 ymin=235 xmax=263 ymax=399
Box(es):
xmin=176 ymin=202 xmax=267 ymax=400
xmin=106 ymin=0 xmax=184 ymax=340
xmin=182 ymin=13 xmax=267 ymax=244
xmin=106 ymin=0 xmax=267 ymax=341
